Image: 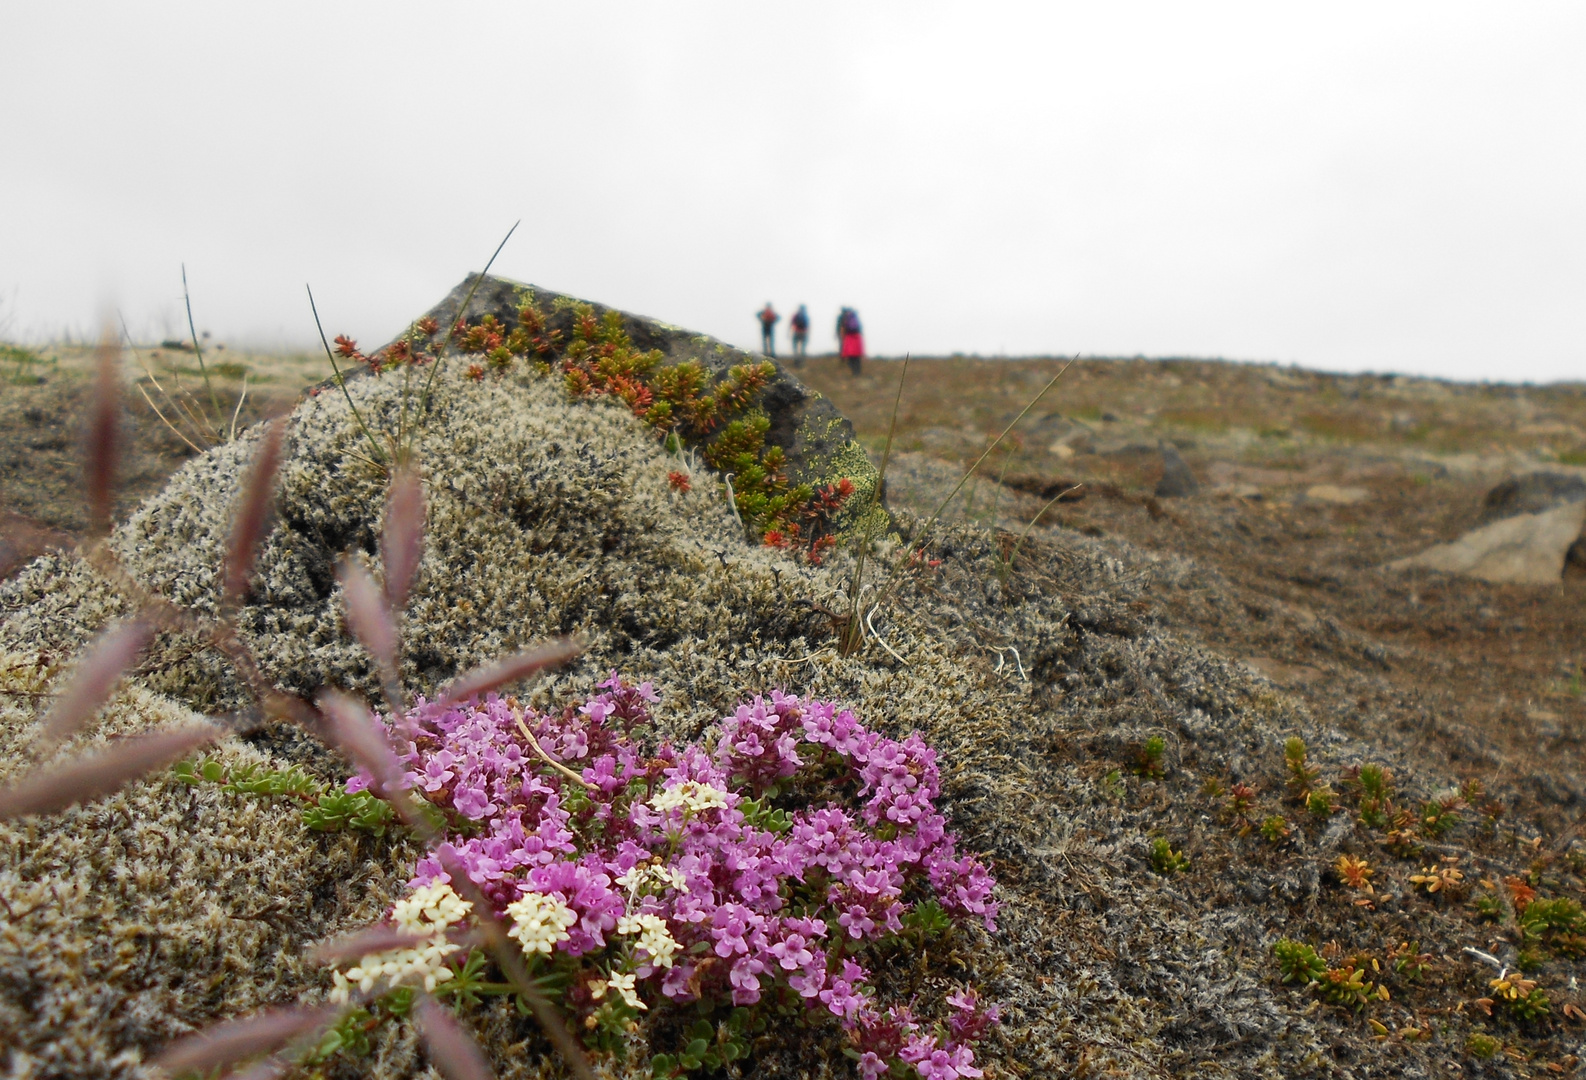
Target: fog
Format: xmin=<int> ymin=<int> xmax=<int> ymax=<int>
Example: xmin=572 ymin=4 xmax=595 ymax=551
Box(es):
xmin=1 ymin=2 xmax=1582 ymax=382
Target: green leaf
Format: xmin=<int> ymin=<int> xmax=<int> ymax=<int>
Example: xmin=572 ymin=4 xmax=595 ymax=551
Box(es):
xmin=200 ymin=760 xmax=224 ymax=782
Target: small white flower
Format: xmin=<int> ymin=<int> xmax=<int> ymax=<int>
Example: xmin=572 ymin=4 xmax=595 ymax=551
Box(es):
xmin=607 ymin=970 xmax=645 ymax=1011
xmin=506 ymin=890 xmax=578 ymax=956
xmin=650 ymin=780 xmax=731 ymax=815
xmin=617 ymin=912 xmax=681 ymax=970
xmin=330 ymin=883 xmax=470 ymax=999
xmin=392 ymin=882 xmax=472 ymax=933
xmin=617 ymin=863 xmax=690 ymax=897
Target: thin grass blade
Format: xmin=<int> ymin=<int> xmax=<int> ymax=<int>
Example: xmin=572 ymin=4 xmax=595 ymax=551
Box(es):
xmin=307 ymin=283 xmax=388 ymax=466
xmin=152 ymin=1003 xmax=339 ymax=1078
xmin=37 ymin=619 xmax=154 ymax=754
xmin=223 ymin=417 xmax=286 ymax=607
xmin=86 ymin=327 xmax=120 ymax=538
xmin=912 ymin=357 xmax=1074 ymax=551
xmin=339 ymin=559 xmax=399 ymax=682
xmin=420 ymin=221 xmax=520 ymax=415
xmin=181 ymin=263 xmax=224 ymax=429
xmin=436 ymin=640 xmax=581 ymax=708
xmin=0 ymin=723 xmax=219 ymax=820
xmin=414 ymin=997 xmax=495 ymax=1080
xmin=382 ymin=465 xmax=425 ymax=612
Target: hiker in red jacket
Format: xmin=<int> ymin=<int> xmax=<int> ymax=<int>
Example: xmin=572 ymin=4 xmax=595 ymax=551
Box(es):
xmin=837 ymin=307 xmax=864 ymax=375
xmin=788 ymin=304 xmax=810 ymax=364
xmin=757 ymin=303 xmax=779 ymax=357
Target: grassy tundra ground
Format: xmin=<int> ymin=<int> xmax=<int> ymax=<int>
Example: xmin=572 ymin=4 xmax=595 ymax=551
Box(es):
xmin=797 ymin=354 xmax=1586 ymax=830
xmin=5 ymin=337 xmax=1586 ymax=1077
xmin=6 ymin=344 xmax=1585 ymax=823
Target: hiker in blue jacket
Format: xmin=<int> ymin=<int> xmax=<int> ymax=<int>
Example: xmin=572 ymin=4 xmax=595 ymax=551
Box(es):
xmin=788 ymin=304 xmax=810 ymax=364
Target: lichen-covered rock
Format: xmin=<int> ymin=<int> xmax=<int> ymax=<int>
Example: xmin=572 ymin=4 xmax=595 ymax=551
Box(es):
xmin=0 ymin=333 xmax=1559 ymax=1078
xmin=393 ymin=274 xmax=884 ymax=540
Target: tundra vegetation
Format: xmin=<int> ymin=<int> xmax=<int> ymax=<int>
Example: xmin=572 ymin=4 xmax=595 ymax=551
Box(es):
xmin=2 ymin=279 xmax=1586 ymax=1078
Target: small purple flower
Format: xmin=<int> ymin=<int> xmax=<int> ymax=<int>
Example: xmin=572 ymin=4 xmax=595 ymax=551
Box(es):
xmin=856 ymin=1052 xmax=888 ymax=1080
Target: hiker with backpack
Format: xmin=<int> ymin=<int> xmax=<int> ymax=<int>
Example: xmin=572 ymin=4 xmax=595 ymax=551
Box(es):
xmin=756 ymin=302 xmax=779 ymax=357
xmin=837 ymin=307 xmax=864 ymax=375
xmin=788 ymin=304 xmax=810 ymax=363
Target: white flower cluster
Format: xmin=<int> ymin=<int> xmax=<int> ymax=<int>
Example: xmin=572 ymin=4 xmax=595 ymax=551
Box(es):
xmin=649 ymin=779 xmax=731 ymax=815
xmin=506 ymin=890 xmax=578 ymax=956
xmin=330 ymin=883 xmax=472 ymax=1003
xmin=617 ymin=911 xmax=681 ymax=970
xmin=392 ymin=882 xmax=473 ymax=934
xmin=589 ymin=970 xmax=646 ymax=1011
xmin=616 ymin=862 xmax=689 ymax=896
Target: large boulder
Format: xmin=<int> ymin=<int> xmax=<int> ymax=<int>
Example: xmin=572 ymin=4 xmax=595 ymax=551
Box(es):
xmin=1387 ymin=468 xmax=1586 ymax=585
xmin=1387 ymin=500 xmax=1586 ymax=585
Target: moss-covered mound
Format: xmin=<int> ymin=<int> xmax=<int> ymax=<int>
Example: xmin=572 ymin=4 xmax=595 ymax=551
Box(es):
xmin=2 ymin=297 xmax=1577 ymax=1079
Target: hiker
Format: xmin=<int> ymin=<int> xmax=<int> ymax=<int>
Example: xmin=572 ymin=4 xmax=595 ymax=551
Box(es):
xmin=837 ymin=307 xmax=864 ymax=375
xmin=756 ymin=302 xmax=779 ymax=357
xmin=788 ymin=304 xmax=810 ymax=363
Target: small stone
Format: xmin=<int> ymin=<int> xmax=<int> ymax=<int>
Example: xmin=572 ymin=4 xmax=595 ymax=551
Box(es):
xmin=1155 ymin=444 xmax=1200 ymax=498
xmin=1304 ymin=484 xmax=1370 ymax=505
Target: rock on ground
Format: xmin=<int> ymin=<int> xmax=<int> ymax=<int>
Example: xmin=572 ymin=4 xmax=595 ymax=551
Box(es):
xmin=1387 ymin=500 xmax=1586 ymax=585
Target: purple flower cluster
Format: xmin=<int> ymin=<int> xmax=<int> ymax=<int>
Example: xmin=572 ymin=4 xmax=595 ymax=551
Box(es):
xmin=354 ymin=675 xmax=999 ymax=1078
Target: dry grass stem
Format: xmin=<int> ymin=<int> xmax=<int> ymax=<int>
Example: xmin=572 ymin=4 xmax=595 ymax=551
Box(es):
xmin=87 ymin=328 xmax=120 ymax=537
xmin=36 ymin=618 xmax=153 ymax=754
xmin=0 ymin=723 xmax=220 ymax=820
xmin=382 ymin=465 xmax=425 ymax=611
xmin=512 ymin=711 xmax=595 ymax=790
xmin=339 ymin=558 xmax=400 ymax=709
xmin=308 ymin=925 xmax=485 ymax=968
xmin=222 ymin=417 xmax=286 ymax=607
xmin=151 ymin=1003 xmax=341 ymax=1078
xmin=436 ymin=640 xmax=582 ymax=708
xmin=414 ymin=996 xmax=496 ymax=1080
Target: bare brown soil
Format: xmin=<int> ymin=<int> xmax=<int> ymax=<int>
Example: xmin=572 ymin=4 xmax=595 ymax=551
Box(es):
xmin=0 ymin=343 xmax=311 ymax=568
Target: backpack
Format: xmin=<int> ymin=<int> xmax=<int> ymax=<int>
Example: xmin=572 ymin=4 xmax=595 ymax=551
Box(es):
xmin=843 ymin=310 xmax=862 ymax=335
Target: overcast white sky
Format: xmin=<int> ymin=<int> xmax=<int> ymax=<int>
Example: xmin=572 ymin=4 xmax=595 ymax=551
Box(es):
xmin=2 ymin=2 xmax=1582 ymax=382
